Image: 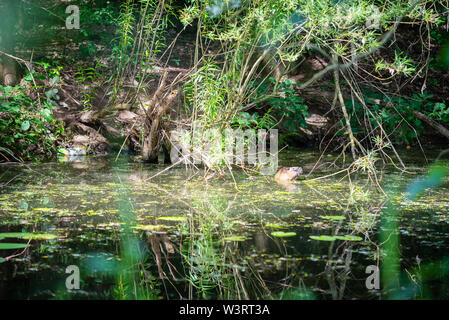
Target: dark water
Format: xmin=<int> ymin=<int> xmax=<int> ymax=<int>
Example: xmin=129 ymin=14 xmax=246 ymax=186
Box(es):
xmin=1 ymin=149 xmax=449 ymax=300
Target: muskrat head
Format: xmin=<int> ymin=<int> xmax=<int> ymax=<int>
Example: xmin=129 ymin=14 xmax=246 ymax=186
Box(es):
xmin=285 ymin=167 xmax=303 ymax=179
xmin=274 ymin=166 xmax=303 ymax=182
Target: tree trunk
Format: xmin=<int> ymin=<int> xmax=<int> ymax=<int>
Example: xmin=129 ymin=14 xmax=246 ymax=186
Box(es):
xmin=0 ymin=55 xmax=18 ymax=86
xmin=142 ymin=89 xmax=179 ymax=163
xmin=413 ymin=111 xmax=449 ymax=141
xmin=0 ymin=0 xmax=22 ymax=86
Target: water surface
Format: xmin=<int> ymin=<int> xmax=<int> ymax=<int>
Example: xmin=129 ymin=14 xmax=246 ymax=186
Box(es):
xmin=1 ymin=149 xmax=448 ymax=299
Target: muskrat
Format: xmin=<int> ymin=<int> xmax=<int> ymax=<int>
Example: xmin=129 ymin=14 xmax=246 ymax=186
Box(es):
xmin=274 ymin=167 xmax=303 ymax=182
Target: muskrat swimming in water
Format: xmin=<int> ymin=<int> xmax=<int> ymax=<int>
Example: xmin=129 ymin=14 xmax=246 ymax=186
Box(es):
xmin=274 ymin=167 xmax=303 ymax=182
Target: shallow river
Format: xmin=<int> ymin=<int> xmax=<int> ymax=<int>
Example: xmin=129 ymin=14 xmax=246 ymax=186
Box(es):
xmin=1 ymin=149 xmax=449 ymax=299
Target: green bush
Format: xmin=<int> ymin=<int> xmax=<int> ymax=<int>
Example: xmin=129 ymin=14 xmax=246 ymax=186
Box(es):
xmin=249 ymin=77 xmax=309 ymax=131
xmin=0 ymin=82 xmax=64 ymax=161
xmin=347 ymin=90 xmax=447 ymax=145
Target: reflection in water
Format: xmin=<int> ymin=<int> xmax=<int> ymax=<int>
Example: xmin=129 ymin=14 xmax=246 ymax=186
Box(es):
xmin=274 ymin=179 xmax=301 ymax=192
xmin=0 ymin=151 xmax=449 ymax=299
xmin=147 ymin=233 xmax=177 ymax=279
xmin=324 ymin=237 xmax=354 ymax=300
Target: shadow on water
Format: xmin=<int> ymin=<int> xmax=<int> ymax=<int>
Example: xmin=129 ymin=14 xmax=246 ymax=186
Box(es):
xmin=0 ymin=149 xmax=449 ymax=299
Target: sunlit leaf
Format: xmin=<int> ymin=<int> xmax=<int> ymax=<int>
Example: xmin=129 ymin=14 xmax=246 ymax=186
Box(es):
xmin=21 ymin=233 xmax=58 ymax=240
xmin=266 ymin=223 xmax=287 ymax=229
xmin=321 ymin=215 xmax=346 ymax=221
xmin=157 ymin=216 xmax=187 ymax=222
xmin=132 ymin=224 xmax=165 ymax=231
xmin=0 ymin=232 xmax=57 ymax=240
xmin=335 ymin=235 xmax=363 ymax=241
xmin=272 ymin=231 xmax=296 ymax=237
xmin=223 ymin=235 xmax=248 ymax=241
xmin=0 ymin=243 xmax=30 ymax=250
xmin=309 ymin=235 xmax=337 ymax=241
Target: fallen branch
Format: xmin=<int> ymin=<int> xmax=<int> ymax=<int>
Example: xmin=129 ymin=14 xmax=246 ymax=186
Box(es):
xmin=144 ymin=66 xmax=191 ymax=74
xmin=413 ymin=111 xmax=449 ymax=141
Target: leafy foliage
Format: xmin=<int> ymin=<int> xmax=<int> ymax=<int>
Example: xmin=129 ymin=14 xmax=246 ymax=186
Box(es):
xmin=347 ymin=90 xmax=448 ymax=144
xmin=0 ymin=69 xmax=64 ymax=161
xmin=231 ymin=111 xmax=276 ymax=130
xmin=249 ymin=77 xmax=309 ymax=131
xmin=75 ymin=63 xmax=104 ymax=110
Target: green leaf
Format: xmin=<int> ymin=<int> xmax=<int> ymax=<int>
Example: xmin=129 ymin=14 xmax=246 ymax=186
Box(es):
xmin=21 ymin=233 xmax=58 ymax=240
xmin=266 ymin=223 xmax=287 ymax=229
xmin=310 ymin=235 xmax=363 ymax=242
xmin=335 ymin=235 xmax=363 ymax=241
xmin=223 ymin=235 xmax=248 ymax=241
xmin=24 ymin=73 xmax=34 ymax=82
xmin=320 ymin=215 xmax=346 ymax=221
xmin=0 ymin=243 xmax=30 ymax=250
xmin=0 ymin=232 xmax=57 ymax=240
xmin=309 ymin=235 xmax=337 ymax=241
xmin=132 ymin=225 xmax=165 ymax=231
xmin=40 ymin=108 xmax=53 ymax=120
xmin=271 ymin=231 xmax=296 ymax=238
xmin=156 ymin=216 xmax=187 ymax=222
xmin=1 ymin=102 xmax=20 ymax=113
